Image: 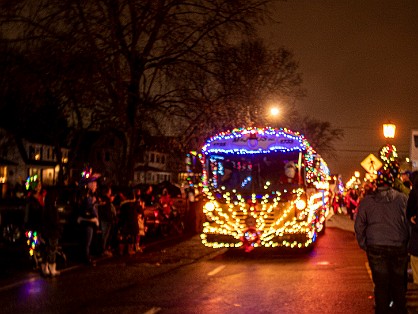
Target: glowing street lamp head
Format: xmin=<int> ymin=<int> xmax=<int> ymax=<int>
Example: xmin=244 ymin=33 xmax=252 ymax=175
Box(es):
xmin=270 ymin=107 xmax=280 ymax=116
xmin=383 ymin=123 xmax=396 ymax=139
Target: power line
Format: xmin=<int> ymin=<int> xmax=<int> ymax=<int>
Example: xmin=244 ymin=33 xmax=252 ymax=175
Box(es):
xmin=339 ymin=126 xmax=377 ymax=130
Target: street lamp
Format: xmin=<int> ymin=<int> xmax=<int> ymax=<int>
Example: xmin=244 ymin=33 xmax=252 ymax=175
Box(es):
xmin=383 ymin=123 xmax=396 ymax=139
xmin=380 ymin=122 xmax=398 ymax=175
xmin=270 ymin=107 xmax=280 ymax=117
xmin=266 ymin=106 xmax=281 ymax=127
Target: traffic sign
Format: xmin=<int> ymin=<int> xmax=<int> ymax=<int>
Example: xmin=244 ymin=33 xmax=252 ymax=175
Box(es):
xmin=361 ymin=153 xmax=382 ymax=174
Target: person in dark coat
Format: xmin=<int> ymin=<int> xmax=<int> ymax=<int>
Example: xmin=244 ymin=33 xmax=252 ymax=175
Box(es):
xmin=118 ymin=190 xmax=139 ymax=256
xmin=24 ymin=181 xmax=47 ymax=232
xmin=41 ymin=188 xmax=63 ymax=276
xmin=98 ymin=186 xmax=116 ymax=256
xmin=406 ymin=171 xmax=418 ymax=284
xmin=355 ymin=168 xmax=409 ymax=314
xmin=77 ymin=178 xmax=100 ymax=266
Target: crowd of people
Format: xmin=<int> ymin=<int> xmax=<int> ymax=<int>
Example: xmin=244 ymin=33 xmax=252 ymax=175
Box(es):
xmin=324 ymin=162 xmax=418 ymax=313
xmin=349 ymin=163 xmax=418 ymax=314
xmin=22 ymin=175 xmax=194 ymax=275
xmin=21 ymin=157 xmax=418 ymax=313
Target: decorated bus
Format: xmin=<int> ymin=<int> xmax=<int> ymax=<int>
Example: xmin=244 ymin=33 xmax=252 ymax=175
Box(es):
xmin=199 ymin=126 xmax=331 ymax=251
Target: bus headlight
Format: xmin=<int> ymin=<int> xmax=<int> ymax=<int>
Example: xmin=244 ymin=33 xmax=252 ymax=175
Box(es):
xmin=295 ymin=199 xmax=306 ymax=210
xmin=295 ymin=199 xmax=307 ymax=220
xmin=204 ymin=202 xmax=216 ymax=212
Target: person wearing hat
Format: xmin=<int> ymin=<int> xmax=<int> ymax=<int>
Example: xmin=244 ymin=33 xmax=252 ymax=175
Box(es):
xmin=279 ymin=161 xmax=300 ymax=185
xmin=355 ymin=167 xmax=409 ymax=313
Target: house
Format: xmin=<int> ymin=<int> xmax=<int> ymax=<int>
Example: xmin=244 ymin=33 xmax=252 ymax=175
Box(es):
xmin=71 ymin=131 xmax=176 ymax=186
xmin=0 ymin=129 xmax=69 ymax=197
xmin=134 ymin=150 xmax=172 ymax=185
xmin=70 ymin=130 xmax=126 ymax=186
xmin=0 ymin=128 xmax=182 ymax=194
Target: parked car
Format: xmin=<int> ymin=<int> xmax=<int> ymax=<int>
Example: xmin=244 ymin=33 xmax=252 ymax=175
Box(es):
xmin=0 ymin=198 xmax=26 ymax=244
xmin=0 ymin=186 xmax=81 ymax=246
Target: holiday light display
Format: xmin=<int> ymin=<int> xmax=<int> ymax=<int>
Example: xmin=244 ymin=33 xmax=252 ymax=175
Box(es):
xmin=25 ymin=174 xmax=39 ymax=191
xmin=378 ymin=144 xmax=401 ymax=184
xmin=81 ymin=166 xmax=93 ymax=181
xmin=199 ymin=127 xmax=330 ymax=250
xmin=380 ymin=144 xmax=398 ymax=164
xmin=26 ymin=230 xmax=39 ymax=257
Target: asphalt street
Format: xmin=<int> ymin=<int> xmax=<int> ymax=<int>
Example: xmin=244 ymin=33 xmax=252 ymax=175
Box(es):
xmin=327 ymin=212 xmax=418 ymax=314
xmin=1 ymin=213 xmax=418 ymax=313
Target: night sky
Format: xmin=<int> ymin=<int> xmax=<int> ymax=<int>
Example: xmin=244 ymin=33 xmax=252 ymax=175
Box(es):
xmin=260 ymin=0 xmax=418 ymax=181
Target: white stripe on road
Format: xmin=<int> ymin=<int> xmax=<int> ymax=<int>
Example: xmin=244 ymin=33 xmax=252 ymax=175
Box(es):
xmin=207 ymin=265 xmax=226 ymax=276
xmin=144 ymin=307 xmax=161 ymax=314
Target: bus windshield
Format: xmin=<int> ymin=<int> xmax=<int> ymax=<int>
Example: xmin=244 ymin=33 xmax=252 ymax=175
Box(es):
xmin=206 ymin=150 xmax=303 ymax=196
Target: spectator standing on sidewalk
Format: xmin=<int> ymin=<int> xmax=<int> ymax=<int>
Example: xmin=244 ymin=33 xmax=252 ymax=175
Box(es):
xmin=134 ymin=189 xmax=145 ymax=253
xmin=345 ymin=188 xmax=359 ymax=220
xmin=142 ymin=185 xmax=155 ymax=207
xmin=355 ymin=168 xmax=409 ymax=314
xmin=406 ymin=171 xmax=418 ymax=285
xmin=160 ymin=188 xmax=173 ymax=217
xmin=401 ymin=171 xmax=413 ymax=190
xmin=118 ymin=190 xmax=139 ymax=256
xmin=77 ymin=176 xmax=100 ymax=266
xmin=25 ymin=180 xmax=47 ymax=231
xmin=25 ymin=180 xmax=50 ymax=276
xmin=98 ymin=185 xmax=116 ymax=257
xmin=41 ymin=188 xmax=63 ymax=277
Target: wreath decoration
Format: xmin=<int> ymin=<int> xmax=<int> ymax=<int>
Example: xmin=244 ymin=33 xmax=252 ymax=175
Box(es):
xmin=241 ymin=227 xmax=261 ymax=253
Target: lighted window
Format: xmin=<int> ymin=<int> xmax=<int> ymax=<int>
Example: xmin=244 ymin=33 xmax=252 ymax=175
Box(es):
xmin=0 ymin=166 xmax=6 ymax=183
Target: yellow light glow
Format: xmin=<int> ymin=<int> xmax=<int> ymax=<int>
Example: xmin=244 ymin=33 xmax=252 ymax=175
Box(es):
xmin=383 ymin=123 xmax=396 ymax=139
xmin=270 ymin=107 xmax=280 ymax=116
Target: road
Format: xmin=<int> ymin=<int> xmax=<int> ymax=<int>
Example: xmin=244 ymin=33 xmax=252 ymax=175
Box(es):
xmin=1 ymin=214 xmax=418 ymax=313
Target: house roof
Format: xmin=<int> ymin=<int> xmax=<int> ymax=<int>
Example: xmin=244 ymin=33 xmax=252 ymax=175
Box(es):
xmin=0 ymin=158 xmax=17 ymax=166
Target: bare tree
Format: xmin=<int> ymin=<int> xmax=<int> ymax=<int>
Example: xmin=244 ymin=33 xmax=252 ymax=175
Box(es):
xmin=293 ymin=115 xmax=344 ymax=160
xmin=1 ymin=0 xmax=343 ymax=182
xmin=166 ymin=39 xmax=304 ymax=151
xmin=1 ymin=0 xmax=276 ymax=184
